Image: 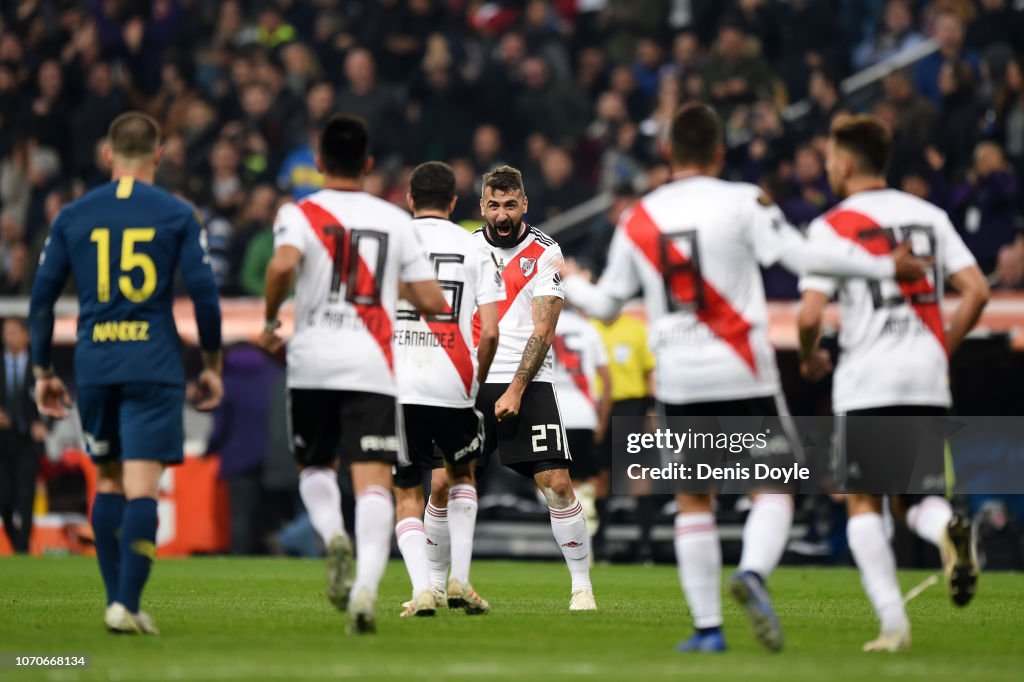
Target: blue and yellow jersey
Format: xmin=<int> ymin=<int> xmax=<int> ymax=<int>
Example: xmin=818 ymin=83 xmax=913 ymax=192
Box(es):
xmin=30 ymin=177 xmax=222 ymax=386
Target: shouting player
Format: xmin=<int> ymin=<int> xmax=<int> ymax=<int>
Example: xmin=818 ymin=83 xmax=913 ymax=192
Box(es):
xmin=30 ymin=112 xmax=224 ymax=634
xmin=472 ymin=166 xmax=596 ymax=611
xmin=797 ymin=115 xmax=988 ymax=652
xmin=392 ymin=162 xmax=503 ymax=616
xmin=562 ymin=103 xmax=927 ymax=652
xmin=259 ymin=114 xmax=446 ymax=634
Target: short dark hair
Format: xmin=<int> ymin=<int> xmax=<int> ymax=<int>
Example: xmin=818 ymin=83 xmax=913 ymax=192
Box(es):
xmin=319 ymin=114 xmax=370 ymax=178
xmin=830 ymin=114 xmax=892 ymax=176
xmin=670 ymin=102 xmax=723 ymax=167
xmin=108 ymin=112 xmax=161 ymax=158
xmin=481 ymin=165 xmax=525 ymax=198
xmin=410 ymin=162 xmax=455 ymax=211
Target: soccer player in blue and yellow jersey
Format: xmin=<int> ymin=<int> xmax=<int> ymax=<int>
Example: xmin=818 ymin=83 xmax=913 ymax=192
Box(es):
xmin=29 ymin=112 xmax=224 ymax=635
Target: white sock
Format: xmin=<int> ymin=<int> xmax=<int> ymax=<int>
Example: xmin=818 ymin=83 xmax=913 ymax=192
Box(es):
xmin=549 ymin=500 xmax=592 ymax=592
xmin=298 ymin=467 xmax=345 ymax=545
xmin=396 ymin=517 xmax=431 ymax=597
xmin=448 ymin=484 xmax=478 ymax=583
xmin=847 ymin=513 xmax=909 ymax=634
xmin=674 ymin=512 xmax=722 ymax=629
xmin=350 ymin=486 xmax=394 ymax=599
xmin=738 ymin=494 xmax=794 ymax=579
xmin=905 ymin=496 xmax=953 ymax=548
xmin=424 ymin=502 xmax=450 ymax=590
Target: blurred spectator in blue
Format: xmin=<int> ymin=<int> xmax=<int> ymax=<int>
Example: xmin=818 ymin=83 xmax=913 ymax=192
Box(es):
xmin=776 ymin=0 xmax=848 ymax=102
xmin=93 ymin=0 xmax=181 ymax=97
xmin=853 ymin=0 xmax=925 ymax=70
xmin=277 ymin=125 xmax=322 ymax=200
xmin=898 ymin=147 xmax=951 ymax=211
xmin=914 ymin=11 xmax=981 ymax=105
xmin=206 ymin=343 xmax=287 ymax=555
xmin=952 ymin=141 xmax=1019 ymax=273
xmin=632 ymin=37 xmax=666 ymax=99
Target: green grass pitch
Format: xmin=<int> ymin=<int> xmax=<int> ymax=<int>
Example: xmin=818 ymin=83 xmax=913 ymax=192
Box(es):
xmin=1 ymin=557 xmax=1021 ymax=681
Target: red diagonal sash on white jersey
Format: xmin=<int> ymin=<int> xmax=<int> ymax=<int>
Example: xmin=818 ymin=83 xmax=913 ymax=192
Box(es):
xmin=823 ymin=208 xmax=947 ymax=355
xmin=623 ymin=204 xmax=758 ymax=375
xmin=472 ymin=239 xmax=547 ymax=345
xmin=298 ymin=200 xmax=395 ymax=371
xmin=553 ymin=335 xmax=594 ymax=407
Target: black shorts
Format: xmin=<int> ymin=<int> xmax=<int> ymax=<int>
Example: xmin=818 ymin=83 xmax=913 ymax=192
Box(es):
xmin=289 ymin=389 xmax=403 ymax=468
xmin=567 ymin=429 xmax=597 ymax=480
xmin=836 ymin=405 xmax=949 ymax=496
xmin=600 ymin=397 xmax=650 ymax=473
xmin=660 ymin=394 xmax=799 ymax=493
xmin=393 ymin=404 xmax=485 ymax=489
xmin=477 ymin=382 xmax=570 ymax=478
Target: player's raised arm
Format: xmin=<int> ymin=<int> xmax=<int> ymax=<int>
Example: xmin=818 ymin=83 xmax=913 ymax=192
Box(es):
xmin=563 ymin=227 xmax=637 ymax=322
xmin=29 ymin=210 xmax=73 ymax=417
xmin=750 ymin=194 xmax=926 ymax=282
xmin=180 ymin=210 xmax=224 ymax=410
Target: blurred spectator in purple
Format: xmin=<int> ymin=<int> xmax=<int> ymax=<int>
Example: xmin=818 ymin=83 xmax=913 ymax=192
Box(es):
xmin=914 ymin=11 xmax=981 ymax=105
xmin=206 ymin=343 xmax=288 ymax=555
xmin=778 ymin=144 xmax=835 ymax=230
xmin=951 ymin=141 xmax=1019 ymax=273
xmin=94 ymin=0 xmax=181 ymax=96
xmin=853 ymin=0 xmax=925 ymax=70
xmin=776 ymin=0 xmax=848 ymax=102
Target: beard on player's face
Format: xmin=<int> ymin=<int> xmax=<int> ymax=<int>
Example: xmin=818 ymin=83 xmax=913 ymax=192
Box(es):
xmin=486 ymin=216 xmax=525 ymax=248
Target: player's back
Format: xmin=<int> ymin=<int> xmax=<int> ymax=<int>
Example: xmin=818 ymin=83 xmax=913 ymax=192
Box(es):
xmin=275 ymin=189 xmax=423 ymax=395
xmin=611 ymin=176 xmax=782 ymax=403
xmin=395 ymin=217 xmax=503 ymax=408
xmin=800 ymin=188 xmax=977 ymax=411
xmin=50 ymin=177 xmax=205 ymax=386
xmin=553 ymin=308 xmax=606 ymax=430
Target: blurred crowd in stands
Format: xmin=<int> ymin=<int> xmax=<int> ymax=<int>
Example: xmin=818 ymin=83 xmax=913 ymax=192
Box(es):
xmin=2 ymin=0 xmax=1024 ymax=298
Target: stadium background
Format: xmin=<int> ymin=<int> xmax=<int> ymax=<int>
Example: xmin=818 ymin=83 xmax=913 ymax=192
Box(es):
xmin=0 ymin=0 xmax=1023 ymax=570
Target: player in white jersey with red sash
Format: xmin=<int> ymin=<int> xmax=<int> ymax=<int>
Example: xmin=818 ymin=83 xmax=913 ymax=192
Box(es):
xmin=259 ymin=115 xmax=447 ymax=635
xmin=553 ymin=308 xmax=612 ymax=536
xmin=391 ymin=162 xmax=504 ymax=617
xmin=471 ymin=166 xmax=596 ymax=611
xmin=797 ymin=115 xmax=989 ymax=652
xmin=563 ymin=103 xmax=927 ymax=652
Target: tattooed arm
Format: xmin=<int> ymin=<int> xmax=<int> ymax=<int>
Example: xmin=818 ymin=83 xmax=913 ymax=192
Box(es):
xmin=495 ymin=295 xmax=563 ymax=421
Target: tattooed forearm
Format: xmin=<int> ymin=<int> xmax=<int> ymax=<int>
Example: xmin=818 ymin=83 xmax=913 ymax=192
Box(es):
xmin=534 ymin=296 xmax=562 ymax=324
xmin=514 ymin=334 xmax=549 ymax=387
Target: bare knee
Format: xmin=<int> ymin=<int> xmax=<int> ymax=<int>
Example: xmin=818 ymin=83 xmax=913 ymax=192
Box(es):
xmin=676 ymin=492 xmax=714 ymax=514
xmin=535 ymin=468 xmax=574 ymax=508
xmin=429 ymin=468 xmax=451 ymax=507
xmin=95 ymin=461 xmax=124 ymax=495
xmin=847 ymin=493 xmax=882 ymax=516
xmin=394 ymin=485 xmax=425 ymax=521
